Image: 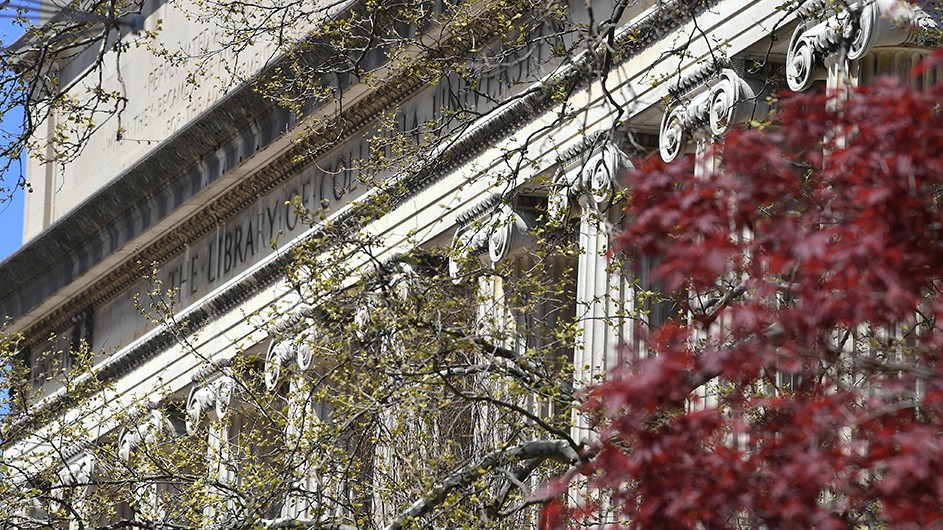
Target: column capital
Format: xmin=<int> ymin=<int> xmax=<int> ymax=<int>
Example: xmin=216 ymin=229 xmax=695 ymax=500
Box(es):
xmin=57 ymin=452 xmax=95 ymax=487
xmin=117 ymin=405 xmax=178 ymax=462
xmin=185 ymin=374 xmax=235 ymax=434
xmin=786 ymin=0 xmax=942 ymax=91
xmin=449 ymin=198 xmax=539 ymax=279
xmin=549 ymin=140 xmax=632 ymax=220
xmin=660 ymin=67 xmax=768 ymax=162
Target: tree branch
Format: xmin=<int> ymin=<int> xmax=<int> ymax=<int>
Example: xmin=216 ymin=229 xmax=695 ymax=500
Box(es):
xmin=383 ymin=439 xmax=577 ymax=530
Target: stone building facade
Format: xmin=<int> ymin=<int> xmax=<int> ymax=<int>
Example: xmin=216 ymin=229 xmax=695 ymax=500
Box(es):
xmin=0 ymin=0 xmax=939 ymax=527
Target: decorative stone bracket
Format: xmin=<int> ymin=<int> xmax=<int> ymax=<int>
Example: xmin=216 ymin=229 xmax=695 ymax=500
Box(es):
xmin=549 ymin=140 xmax=632 ymax=220
xmin=786 ymin=0 xmax=942 ymax=91
xmin=659 ymin=68 xmax=769 ymax=162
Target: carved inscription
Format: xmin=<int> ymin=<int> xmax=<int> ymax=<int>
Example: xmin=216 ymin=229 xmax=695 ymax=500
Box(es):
xmin=107 ymin=26 xmax=270 ymax=152
xmin=92 ymin=140 xmax=366 ymax=351
xmin=159 ymin=154 xmax=363 ymax=298
xmin=90 ymin=28 xmax=561 ymax=353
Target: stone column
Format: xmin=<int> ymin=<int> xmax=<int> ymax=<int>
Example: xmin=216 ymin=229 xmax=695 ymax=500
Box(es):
xmin=550 ymin=141 xmax=635 ymax=438
xmin=578 ymin=143 xmax=630 ymax=379
xmin=117 ymin=405 xmax=181 ymax=521
xmin=451 ymin=197 xmax=572 ymax=450
xmin=450 ymin=201 xmax=540 ymax=353
xmin=265 ymin=331 xmax=329 ymax=521
xmin=654 ymin=68 xmax=769 ymax=411
xmin=54 ymin=453 xmax=95 ymax=530
xmin=185 ymin=369 xmax=236 ymax=522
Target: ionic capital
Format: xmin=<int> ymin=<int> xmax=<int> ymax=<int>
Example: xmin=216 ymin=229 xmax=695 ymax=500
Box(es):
xmin=660 ymin=68 xmax=768 ymax=162
xmin=549 ymin=140 xmax=632 ymax=219
xmin=118 ymin=405 xmax=178 ymax=462
xmin=185 ymin=374 xmax=235 ymax=434
xmin=449 ymin=199 xmax=538 ymax=279
xmin=786 ymin=0 xmax=942 ymax=91
xmin=58 ymin=453 xmax=95 ymax=488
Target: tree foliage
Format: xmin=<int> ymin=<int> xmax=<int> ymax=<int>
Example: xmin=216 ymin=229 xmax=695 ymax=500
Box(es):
xmin=1 ymin=236 xmax=582 ymax=529
xmin=559 ymin=68 xmax=943 ymax=528
xmin=14 ymin=0 xmax=943 ymax=528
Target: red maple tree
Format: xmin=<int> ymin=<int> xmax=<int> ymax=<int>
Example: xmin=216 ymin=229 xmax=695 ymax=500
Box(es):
xmin=559 ymin=72 xmax=943 ymax=528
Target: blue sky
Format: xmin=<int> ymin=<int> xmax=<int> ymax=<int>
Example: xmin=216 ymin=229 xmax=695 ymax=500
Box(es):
xmin=0 ymin=13 xmax=24 ymax=263
xmin=0 ymin=191 xmax=23 ymax=261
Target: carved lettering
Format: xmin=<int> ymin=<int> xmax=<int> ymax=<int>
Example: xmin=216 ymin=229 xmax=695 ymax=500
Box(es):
xmin=92 ymin=61 xmax=562 ymax=351
xmin=267 ymin=205 xmax=279 ymax=241
xmin=207 ymin=239 xmax=216 ymax=284
xmin=223 ymin=232 xmax=233 ymax=274
xmin=245 ymin=218 xmax=256 ymax=257
xmin=234 ymin=225 xmax=244 ymax=265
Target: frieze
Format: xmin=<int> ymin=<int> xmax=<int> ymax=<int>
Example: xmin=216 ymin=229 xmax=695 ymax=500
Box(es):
xmin=5 ymin=7 xmax=566 ymax=355
xmin=93 ymin=47 xmax=565 ymax=353
xmin=3 ymin=0 xmax=715 ymax=351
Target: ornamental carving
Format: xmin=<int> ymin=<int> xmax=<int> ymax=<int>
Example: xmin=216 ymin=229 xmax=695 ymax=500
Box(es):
xmin=185 ymin=375 xmax=234 ymax=433
xmin=449 ymin=201 xmax=539 ymax=281
xmin=786 ymin=0 xmax=942 ymax=91
xmin=550 ymin=140 xmax=632 ymax=218
xmin=117 ymin=406 xmax=179 ymax=462
xmin=659 ymin=68 xmax=768 ymax=162
xmin=850 ymin=0 xmax=938 ymax=57
xmin=265 ymin=341 xmax=297 ymax=391
xmin=52 ymin=452 xmax=96 ymax=511
xmin=785 ymin=19 xmax=841 ymax=91
xmin=58 ymin=453 xmax=95 ymax=488
xmin=353 ymin=301 xmax=375 ymax=342
xmin=266 ymin=325 xmax=324 ymax=389
xmin=448 ymin=225 xmax=491 ymax=280
xmin=487 ymin=204 xmax=538 ymax=264
xmin=389 ymin=262 xmax=419 ymax=301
